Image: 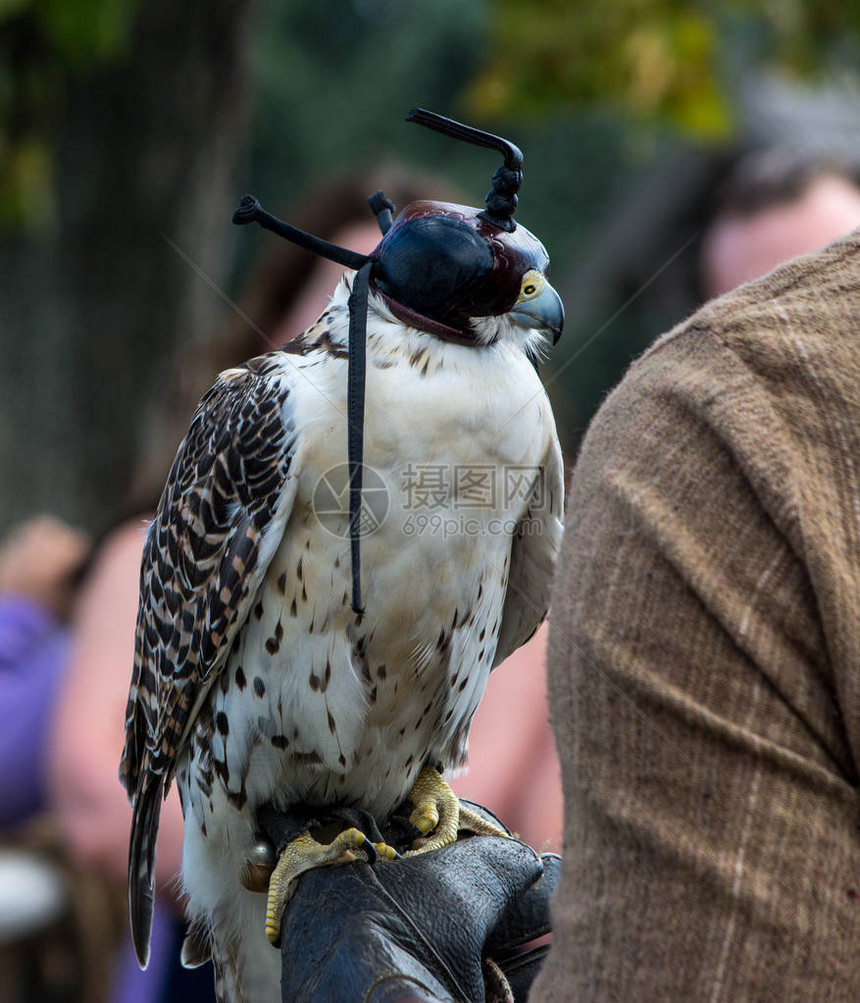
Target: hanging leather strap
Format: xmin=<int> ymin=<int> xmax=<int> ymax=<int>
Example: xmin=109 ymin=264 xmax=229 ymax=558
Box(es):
xmin=347 ymin=261 xmax=373 ymax=615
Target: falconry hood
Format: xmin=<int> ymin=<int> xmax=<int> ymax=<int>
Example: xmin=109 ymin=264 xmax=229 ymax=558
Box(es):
xmin=232 ymin=108 xmax=563 ymax=616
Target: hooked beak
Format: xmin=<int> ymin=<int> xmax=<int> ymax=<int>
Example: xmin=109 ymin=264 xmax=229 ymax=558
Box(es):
xmin=509 ymin=281 xmax=564 ymax=345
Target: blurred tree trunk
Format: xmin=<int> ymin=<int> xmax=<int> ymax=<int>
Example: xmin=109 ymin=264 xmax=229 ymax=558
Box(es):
xmin=0 ymin=0 xmax=253 ymax=534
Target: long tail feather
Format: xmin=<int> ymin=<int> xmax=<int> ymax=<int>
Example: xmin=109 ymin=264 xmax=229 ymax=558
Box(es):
xmin=128 ymin=771 xmax=164 ymax=969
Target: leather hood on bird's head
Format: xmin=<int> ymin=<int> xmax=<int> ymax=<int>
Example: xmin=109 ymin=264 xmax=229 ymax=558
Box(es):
xmin=369 ymin=200 xmax=550 ymax=335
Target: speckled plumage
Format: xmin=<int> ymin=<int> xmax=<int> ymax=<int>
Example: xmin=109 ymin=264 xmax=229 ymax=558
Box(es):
xmin=120 ymin=276 xmax=563 ymax=1002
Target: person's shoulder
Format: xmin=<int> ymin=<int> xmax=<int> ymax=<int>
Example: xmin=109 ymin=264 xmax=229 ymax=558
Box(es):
xmin=574 ymin=228 xmax=860 ymax=544
xmin=644 ymin=227 xmax=860 ymax=385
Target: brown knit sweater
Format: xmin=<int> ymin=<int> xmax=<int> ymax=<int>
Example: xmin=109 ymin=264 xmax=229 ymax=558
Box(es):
xmin=533 ymin=230 xmax=860 ymax=1001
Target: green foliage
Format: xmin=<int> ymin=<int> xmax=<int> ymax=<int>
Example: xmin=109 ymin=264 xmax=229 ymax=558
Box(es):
xmin=0 ymin=134 xmax=52 ymax=227
xmin=467 ymin=0 xmax=860 ymax=137
xmin=232 ymin=0 xmax=491 ymax=283
xmin=0 ymin=0 xmax=29 ymax=19
xmin=37 ymin=0 xmax=135 ymax=65
xmin=246 ymin=0 xmax=489 ymax=198
xmin=0 ymin=0 xmax=137 ymax=229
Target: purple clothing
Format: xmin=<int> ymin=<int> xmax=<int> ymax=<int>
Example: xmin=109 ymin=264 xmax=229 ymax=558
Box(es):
xmin=0 ymin=597 xmax=67 ymax=827
xmin=0 ymin=593 xmax=213 ymax=1002
xmin=112 ymin=905 xmax=173 ymax=1003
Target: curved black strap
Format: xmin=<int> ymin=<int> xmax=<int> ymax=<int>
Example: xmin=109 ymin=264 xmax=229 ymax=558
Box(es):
xmin=232 ymin=195 xmax=371 ymax=271
xmin=368 ymin=190 xmax=395 ymax=235
xmin=406 ymin=109 xmax=523 ymax=232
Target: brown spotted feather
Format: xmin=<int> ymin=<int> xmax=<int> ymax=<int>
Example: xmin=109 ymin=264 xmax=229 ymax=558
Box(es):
xmin=119 ymin=352 xmax=298 ymax=967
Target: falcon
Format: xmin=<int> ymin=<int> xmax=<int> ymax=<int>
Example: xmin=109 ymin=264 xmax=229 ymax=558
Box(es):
xmin=120 ymin=110 xmax=564 ymax=1003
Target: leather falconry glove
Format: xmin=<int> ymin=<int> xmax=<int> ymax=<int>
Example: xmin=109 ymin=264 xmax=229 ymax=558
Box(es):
xmin=258 ymin=801 xmax=560 ymax=1003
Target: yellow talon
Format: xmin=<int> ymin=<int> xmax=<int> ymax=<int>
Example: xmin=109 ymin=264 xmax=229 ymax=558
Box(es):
xmin=256 ymin=773 xmax=506 ymax=945
xmin=374 ymin=841 xmax=398 ymax=860
xmin=404 ymin=766 xmax=509 ymax=857
xmin=412 ymin=806 xmax=439 ymax=836
xmin=264 ymin=827 xmax=369 ymax=946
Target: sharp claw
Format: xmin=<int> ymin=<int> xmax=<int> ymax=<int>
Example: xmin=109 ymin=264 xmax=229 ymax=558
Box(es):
xmin=412 ymin=812 xmax=438 ymax=836
xmin=374 ymin=841 xmax=399 ymax=860
xmin=404 ymin=767 xmax=459 ymax=856
xmin=404 ymin=767 xmax=511 ymax=857
xmin=359 ymin=834 xmax=377 ymax=864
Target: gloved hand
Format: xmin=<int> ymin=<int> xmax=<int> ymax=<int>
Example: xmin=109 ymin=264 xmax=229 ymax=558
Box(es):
xmin=266 ymin=803 xmax=560 ymax=1003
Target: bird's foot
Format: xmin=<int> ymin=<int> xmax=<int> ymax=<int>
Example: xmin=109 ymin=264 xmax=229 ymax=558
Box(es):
xmin=404 ymin=766 xmax=509 ymax=856
xmin=263 ymin=828 xmax=396 ymax=946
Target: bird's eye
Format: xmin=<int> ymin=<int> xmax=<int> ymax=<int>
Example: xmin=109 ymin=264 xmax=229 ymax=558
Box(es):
xmin=518 ymin=270 xmax=545 ymax=302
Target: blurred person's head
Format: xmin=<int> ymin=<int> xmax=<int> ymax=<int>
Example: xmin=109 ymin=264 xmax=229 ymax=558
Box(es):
xmin=552 ymin=103 xmax=860 ymax=455
xmin=701 ymin=151 xmax=860 ymax=298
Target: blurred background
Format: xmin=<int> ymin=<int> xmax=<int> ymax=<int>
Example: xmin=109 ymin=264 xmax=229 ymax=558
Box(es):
xmin=2 ymin=2 xmax=860 ymax=1001
xmin=2 ymin=0 xmax=860 ymax=533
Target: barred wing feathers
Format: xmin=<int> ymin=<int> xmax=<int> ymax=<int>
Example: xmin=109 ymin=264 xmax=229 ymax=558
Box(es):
xmin=119 ymin=353 xmax=299 ymax=967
